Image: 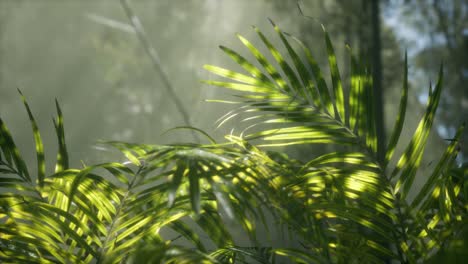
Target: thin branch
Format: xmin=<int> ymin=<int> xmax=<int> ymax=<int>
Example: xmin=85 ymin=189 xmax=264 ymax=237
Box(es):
xmin=85 ymin=13 xmax=136 ymax=34
xmin=120 ymin=0 xmax=199 ymax=142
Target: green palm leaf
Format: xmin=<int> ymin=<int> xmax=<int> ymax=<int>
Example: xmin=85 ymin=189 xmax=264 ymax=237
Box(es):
xmin=204 ymin=20 xmax=464 ymax=263
xmin=52 ymin=99 xmax=69 ymax=172
xmin=1 ymin=19 xmax=465 ymax=264
xmin=392 ymin=66 xmax=444 ymax=199
xmin=384 ymin=52 xmax=409 ymax=166
xmin=18 ymin=90 xmax=45 ymax=187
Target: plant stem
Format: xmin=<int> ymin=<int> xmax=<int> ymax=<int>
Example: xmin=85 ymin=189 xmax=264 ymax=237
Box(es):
xmin=120 ymin=0 xmax=199 ymax=142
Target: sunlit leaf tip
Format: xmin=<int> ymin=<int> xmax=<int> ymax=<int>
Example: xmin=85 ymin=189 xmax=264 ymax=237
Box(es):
xmin=18 ymin=89 xmax=46 ymax=187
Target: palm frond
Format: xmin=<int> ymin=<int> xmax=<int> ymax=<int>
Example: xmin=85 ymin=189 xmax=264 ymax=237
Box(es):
xmin=204 ymin=20 xmax=465 ymax=263
xmin=203 ymin=21 xmax=378 ymax=155
xmin=0 ymin=94 xmax=257 ymax=263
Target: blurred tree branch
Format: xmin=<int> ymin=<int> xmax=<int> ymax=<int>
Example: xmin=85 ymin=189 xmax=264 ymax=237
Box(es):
xmin=120 ymin=0 xmax=199 ymax=142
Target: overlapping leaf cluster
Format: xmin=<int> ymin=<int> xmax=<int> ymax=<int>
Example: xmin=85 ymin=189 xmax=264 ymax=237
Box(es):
xmin=204 ymin=20 xmax=467 ymax=262
xmin=0 ymin=21 xmax=466 ymax=263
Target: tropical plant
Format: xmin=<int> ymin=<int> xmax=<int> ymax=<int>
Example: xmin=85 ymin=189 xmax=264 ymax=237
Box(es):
xmin=0 ymin=21 xmax=466 ymax=263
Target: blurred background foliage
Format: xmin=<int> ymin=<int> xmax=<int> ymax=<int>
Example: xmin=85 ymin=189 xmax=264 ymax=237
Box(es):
xmin=0 ymin=0 xmax=465 ymax=178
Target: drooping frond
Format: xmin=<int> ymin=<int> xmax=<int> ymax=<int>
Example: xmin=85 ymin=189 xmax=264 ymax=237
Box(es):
xmin=0 ymin=94 xmax=264 ymax=263
xmin=204 ymin=20 xmax=466 ymax=263
xmin=203 ymin=20 xmax=378 ymax=154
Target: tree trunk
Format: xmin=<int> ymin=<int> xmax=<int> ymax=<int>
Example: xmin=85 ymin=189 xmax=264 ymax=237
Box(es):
xmin=371 ymin=0 xmax=385 ymax=164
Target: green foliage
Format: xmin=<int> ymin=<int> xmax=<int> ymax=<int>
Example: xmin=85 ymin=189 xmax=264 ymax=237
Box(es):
xmin=1 ymin=21 xmax=466 ymax=263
